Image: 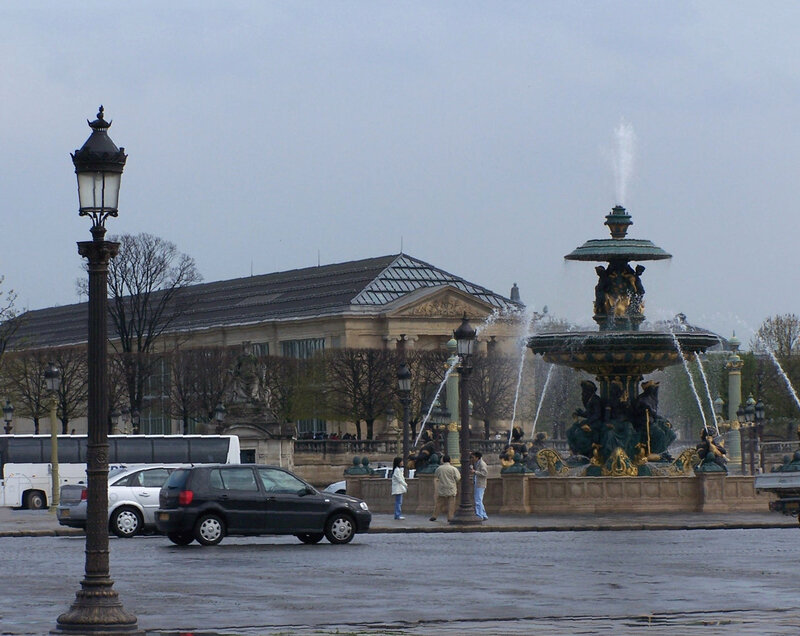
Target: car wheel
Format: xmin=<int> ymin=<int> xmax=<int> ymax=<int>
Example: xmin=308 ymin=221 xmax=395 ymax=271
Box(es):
xmin=25 ymin=491 xmax=46 ymax=510
xmin=110 ymin=507 xmax=142 ymax=538
xmin=194 ymin=513 xmax=225 ymax=546
xmin=295 ymin=532 xmax=324 ymax=545
xmin=167 ymin=532 xmax=194 ymax=546
xmin=324 ymin=512 xmax=355 ymax=545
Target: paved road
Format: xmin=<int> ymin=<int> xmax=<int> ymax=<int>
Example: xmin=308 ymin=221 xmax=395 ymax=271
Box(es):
xmin=1 ymin=527 xmax=799 ymax=634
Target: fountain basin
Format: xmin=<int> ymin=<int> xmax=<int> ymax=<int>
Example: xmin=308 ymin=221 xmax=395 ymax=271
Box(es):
xmin=528 ymin=330 xmax=720 ymax=375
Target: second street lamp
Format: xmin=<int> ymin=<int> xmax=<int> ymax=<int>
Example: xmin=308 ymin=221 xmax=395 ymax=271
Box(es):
xmin=397 ymin=363 xmax=412 ymax=477
xmin=214 ymin=403 xmax=227 ymax=434
xmin=451 ymin=314 xmax=482 ymax=525
xmin=3 ymin=399 xmax=14 ymax=434
xmin=44 ymin=362 xmax=61 ymax=511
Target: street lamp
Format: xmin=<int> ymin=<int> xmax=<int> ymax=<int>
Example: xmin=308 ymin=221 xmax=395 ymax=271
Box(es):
xmin=754 ymin=399 xmax=766 ymax=473
xmin=110 ymin=409 xmax=121 ymax=434
xmin=214 ymin=403 xmax=227 ymax=434
xmin=44 ymin=362 xmax=61 ymax=511
xmin=451 ymin=314 xmax=481 ymax=525
xmin=3 ymin=399 xmax=13 ymax=434
xmin=397 ymin=363 xmax=412 ymax=477
xmin=713 ymin=396 xmax=724 ymax=420
xmin=56 ymin=107 xmax=139 ymax=634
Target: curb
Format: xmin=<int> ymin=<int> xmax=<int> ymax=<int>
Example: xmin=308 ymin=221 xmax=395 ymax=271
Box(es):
xmin=368 ymin=521 xmax=798 ymax=533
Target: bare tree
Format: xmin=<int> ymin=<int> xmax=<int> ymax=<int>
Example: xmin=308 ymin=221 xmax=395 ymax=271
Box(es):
xmin=0 ymin=276 xmax=19 ymax=369
xmin=253 ymin=354 xmax=302 ymax=436
xmin=405 ymin=349 xmax=449 ymax=440
xmin=325 ymin=349 xmax=397 ymax=439
xmin=753 ymin=314 xmax=800 ymax=358
xmin=192 ymin=347 xmax=238 ymax=430
xmin=2 ymin=350 xmax=49 ymax=433
xmin=52 ymin=346 xmax=89 ymax=433
xmin=469 ymin=354 xmax=518 ymax=439
xmin=96 ymin=233 xmax=202 ymax=428
xmin=167 ymin=348 xmax=205 ymax=434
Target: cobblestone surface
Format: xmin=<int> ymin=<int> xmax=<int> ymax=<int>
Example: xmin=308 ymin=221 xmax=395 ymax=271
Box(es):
xmin=0 ymin=518 xmax=797 ymax=634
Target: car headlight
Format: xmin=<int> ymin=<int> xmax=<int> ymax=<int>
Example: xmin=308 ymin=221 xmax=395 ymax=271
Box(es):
xmin=359 ymin=502 xmax=369 ymax=511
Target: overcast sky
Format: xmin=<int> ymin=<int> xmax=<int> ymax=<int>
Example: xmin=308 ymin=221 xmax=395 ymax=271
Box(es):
xmin=2 ymin=2 xmax=799 ymax=347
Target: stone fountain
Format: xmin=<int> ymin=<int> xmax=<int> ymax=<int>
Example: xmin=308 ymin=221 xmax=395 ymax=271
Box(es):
xmin=528 ymin=205 xmax=719 ymax=476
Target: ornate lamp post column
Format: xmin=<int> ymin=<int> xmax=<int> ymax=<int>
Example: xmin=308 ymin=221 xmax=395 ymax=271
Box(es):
xmin=3 ymin=399 xmax=14 ymax=434
xmin=397 ymin=363 xmax=412 ymax=476
xmin=56 ymin=107 xmax=140 ymax=634
xmin=450 ymin=314 xmax=481 ymax=525
xmin=45 ymin=362 xmax=61 ymax=511
xmin=744 ymin=395 xmax=756 ymax=475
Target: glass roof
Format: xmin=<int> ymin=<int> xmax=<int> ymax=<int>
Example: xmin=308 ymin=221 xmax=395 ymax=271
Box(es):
xmin=351 ymin=255 xmax=518 ymax=310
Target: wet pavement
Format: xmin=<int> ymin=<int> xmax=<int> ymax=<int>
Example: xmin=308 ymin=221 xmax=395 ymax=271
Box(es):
xmin=0 ymin=508 xmax=798 ymax=634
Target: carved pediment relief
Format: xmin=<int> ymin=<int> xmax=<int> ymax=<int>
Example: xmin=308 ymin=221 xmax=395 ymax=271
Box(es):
xmin=407 ymin=297 xmax=476 ymax=317
xmin=388 ymin=286 xmax=494 ymax=319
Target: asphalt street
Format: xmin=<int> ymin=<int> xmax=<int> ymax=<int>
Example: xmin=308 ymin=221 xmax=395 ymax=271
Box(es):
xmin=1 ymin=526 xmax=798 ymax=635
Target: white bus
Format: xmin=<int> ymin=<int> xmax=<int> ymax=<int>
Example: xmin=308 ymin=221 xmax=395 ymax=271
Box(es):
xmin=0 ymin=434 xmax=241 ymax=509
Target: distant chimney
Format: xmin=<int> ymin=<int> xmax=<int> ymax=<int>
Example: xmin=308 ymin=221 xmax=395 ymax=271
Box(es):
xmin=510 ymin=283 xmax=520 ymax=303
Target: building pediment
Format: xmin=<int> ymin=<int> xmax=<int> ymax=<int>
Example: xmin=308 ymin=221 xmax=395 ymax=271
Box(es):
xmin=384 ymin=285 xmax=496 ymax=319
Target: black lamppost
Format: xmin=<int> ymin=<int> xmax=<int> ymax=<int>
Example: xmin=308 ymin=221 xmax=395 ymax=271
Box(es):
xmin=56 ymin=107 xmax=139 ymax=634
xmin=736 ymin=403 xmax=747 ymax=474
xmin=214 ymin=402 xmax=227 ymax=434
xmin=754 ymin=399 xmax=766 ymax=473
xmin=3 ymin=399 xmax=14 ymax=434
xmin=397 ymin=362 xmax=412 ymax=477
xmin=450 ymin=314 xmax=481 ymax=525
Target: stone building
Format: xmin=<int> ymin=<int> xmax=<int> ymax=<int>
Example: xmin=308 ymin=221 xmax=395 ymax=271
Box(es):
xmin=7 ymin=253 xmax=525 ymax=483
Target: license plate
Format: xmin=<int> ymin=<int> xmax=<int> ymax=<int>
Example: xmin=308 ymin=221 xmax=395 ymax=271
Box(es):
xmin=158 ymin=512 xmax=169 ymax=521
xmin=61 ymin=510 xmax=70 ymax=517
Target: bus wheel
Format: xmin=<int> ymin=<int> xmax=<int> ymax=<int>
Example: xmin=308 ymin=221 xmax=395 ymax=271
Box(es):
xmin=25 ymin=491 xmax=46 ymax=510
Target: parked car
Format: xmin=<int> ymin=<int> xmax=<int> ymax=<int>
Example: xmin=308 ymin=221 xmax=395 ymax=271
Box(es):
xmin=323 ymin=466 xmax=415 ymax=495
xmin=57 ymin=465 xmax=179 ymax=538
xmin=156 ymin=464 xmax=372 ymax=546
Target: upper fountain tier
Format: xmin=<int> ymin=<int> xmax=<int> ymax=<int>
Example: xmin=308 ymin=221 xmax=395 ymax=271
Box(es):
xmin=564 ymin=205 xmax=671 ymax=263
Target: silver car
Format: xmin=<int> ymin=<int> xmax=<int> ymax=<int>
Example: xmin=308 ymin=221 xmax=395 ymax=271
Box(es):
xmin=57 ymin=465 xmax=179 ymax=537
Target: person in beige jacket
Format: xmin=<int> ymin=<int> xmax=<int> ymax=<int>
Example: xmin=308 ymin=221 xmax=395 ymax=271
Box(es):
xmin=430 ymin=455 xmax=461 ymax=522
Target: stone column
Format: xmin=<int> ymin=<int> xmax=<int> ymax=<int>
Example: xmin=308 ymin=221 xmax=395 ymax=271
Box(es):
xmin=726 ymin=351 xmax=743 ymax=421
xmin=445 ymin=339 xmax=461 ymax=464
xmin=725 ymin=343 xmax=744 ymax=469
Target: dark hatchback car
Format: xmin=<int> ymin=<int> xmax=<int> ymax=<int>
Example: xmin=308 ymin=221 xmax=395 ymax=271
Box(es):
xmin=156 ymin=464 xmax=371 ymax=546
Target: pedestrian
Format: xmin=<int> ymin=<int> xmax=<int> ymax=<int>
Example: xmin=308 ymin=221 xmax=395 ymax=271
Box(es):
xmin=470 ymin=451 xmax=489 ymax=520
xmin=430 ymin=455 xmax=460 ymax=522
xmin=391 ymin=456 xmax=407 ymax=520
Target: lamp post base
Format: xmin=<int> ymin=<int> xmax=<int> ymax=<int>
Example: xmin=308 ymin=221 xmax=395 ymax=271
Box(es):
xmin=54 ymin=582 xmax=142 ymax=634
xmin=449 ymin=504 xmax=483 ymax=525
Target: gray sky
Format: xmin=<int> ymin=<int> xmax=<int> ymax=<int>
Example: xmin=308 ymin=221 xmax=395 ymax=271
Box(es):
xmin=2 ymin=1 xmax=799 ymax=347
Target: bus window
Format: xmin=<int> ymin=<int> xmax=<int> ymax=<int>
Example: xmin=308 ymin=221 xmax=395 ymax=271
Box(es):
xmin=153 ymin=438 xmax=189 ymax=463
xmin=189 ymin=438 xmax=228 ymax=463
xmin=59 ymin=438 xmax=81 ymax=463
xmin=8 ymin=438 xmax=44 ymax=463
xmin=113 ymin=437 xmax=153 ymax=463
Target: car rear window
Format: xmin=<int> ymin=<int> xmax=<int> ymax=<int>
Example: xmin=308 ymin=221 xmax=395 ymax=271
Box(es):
xmin=163 ymin=468 xmax=191 ymax=489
